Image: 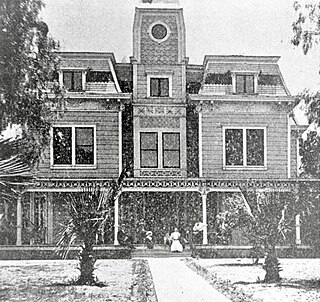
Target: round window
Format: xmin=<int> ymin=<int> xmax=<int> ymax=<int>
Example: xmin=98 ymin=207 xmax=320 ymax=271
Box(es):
xmin=151 ymin=24 xmax=168 ymax=40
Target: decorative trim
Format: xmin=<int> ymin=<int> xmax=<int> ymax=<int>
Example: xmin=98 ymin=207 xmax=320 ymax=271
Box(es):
xmin=28 ymin=178 xmax=313 ymax=193
xmin=139 ymin=170 xmax=182 ymax=177
xmin=135 ymin=105 xmax=183 ymax=116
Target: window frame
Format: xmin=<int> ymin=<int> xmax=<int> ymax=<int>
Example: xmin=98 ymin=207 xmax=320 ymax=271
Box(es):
xmin=147 ymin=74 xmax=172 ymax=98
xmin=139 ymin=131 xmax=181 ymax=169
xmin=140 ymin=132 xmax=159 ymax=168
xmin=232 ymin=72 xmax=258 ymax=94
xmin=162 ymin=132 xmax=181 ymax=168
xmin=62 ymin=70 xmax=84 ymax=92
xmin=50 ymin=125 xmax=97 ymax=169
xmin=222 ymin=126 xmax=267 ymax=170
xmin=148 ymin=21 xmax=171 ymax=44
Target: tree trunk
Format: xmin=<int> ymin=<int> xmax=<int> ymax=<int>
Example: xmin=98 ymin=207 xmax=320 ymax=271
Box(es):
xmin=77 ymin=240 xmax=96 ymax=285
xmin=263 ymin=245 xmax=281 ymax=283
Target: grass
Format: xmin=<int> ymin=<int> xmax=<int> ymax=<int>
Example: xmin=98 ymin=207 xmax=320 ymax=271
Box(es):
xmin=185 ymin=258 xmax=320 ymax=302
xmin=0 ymin=259 xmax=158 ymax=302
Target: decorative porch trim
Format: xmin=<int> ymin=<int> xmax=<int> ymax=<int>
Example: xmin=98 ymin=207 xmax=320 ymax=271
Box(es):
xmin=27 ymin=178 xmax=308 ymax=193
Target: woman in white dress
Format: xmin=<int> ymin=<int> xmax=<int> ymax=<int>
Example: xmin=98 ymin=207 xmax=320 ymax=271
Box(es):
xmin=170 ymin=228 xmax=183 ymax=252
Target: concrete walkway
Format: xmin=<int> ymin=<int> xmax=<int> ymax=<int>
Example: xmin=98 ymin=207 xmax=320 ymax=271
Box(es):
xmin=148 ymin=258 xmax=231 ymax=302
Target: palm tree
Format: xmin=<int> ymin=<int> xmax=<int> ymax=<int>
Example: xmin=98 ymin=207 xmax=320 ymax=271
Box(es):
xmin=0 ymin=137 xmax=33 ymax=201
xmin=56 ymin=168 xmax=127 ymax=285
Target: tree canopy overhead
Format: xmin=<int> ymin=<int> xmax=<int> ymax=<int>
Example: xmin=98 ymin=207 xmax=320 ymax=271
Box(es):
xmin=292 ymin=1 xmax=320 ymax=55
xmin=0 ymin=0 xmax=60 ymax=165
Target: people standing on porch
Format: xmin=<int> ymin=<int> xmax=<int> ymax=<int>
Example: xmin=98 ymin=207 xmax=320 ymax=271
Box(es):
xmin=170 ymin=228 xmax=183 ymax=252
xmin=145 ymin=231 xmax=154 ymax=249
xmin=164 ymin=232 xmax=171 ymax=250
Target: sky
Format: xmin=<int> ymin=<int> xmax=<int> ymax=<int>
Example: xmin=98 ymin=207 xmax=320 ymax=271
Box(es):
xmin=41 ymin=0 xmax=320 ymax=95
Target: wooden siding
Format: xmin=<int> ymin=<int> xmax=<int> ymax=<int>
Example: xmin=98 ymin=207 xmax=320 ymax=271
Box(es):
xmin=290 ymin=132 xmax=299 ymax=179
xmin=202 ymin=103 xmax=288 ymax=179
xmin=136 ymin=65 xmax=184 ymax=101
xmin=37 ymin=110 xmax=119 ymax=179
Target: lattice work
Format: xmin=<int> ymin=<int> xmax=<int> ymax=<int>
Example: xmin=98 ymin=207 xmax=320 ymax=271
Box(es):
xmin=139 ymin=116 xmax=180 ymax=128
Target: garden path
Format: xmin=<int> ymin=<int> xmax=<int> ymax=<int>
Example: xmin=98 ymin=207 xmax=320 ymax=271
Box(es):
xmin=148 ymin=258 xmax=231 ymax=302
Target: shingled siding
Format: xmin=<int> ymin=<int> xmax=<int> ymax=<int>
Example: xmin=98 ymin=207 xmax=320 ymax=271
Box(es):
xmin=140 ymin=14 xmax=179 ymax=65
xmin=201 ymin=102 xmax=288 ymax=179
xmin=37 ymin=110 xmax=119 ymax=179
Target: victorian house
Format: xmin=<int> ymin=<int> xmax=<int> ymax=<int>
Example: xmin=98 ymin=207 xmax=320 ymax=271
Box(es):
xmin=2 ymin=0 xmax=313 ymax=248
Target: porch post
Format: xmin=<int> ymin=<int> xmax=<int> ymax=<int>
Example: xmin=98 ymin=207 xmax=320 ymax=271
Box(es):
xmin=47 ymin=193 xmax=54 ymax=244
xmin=114 ymin=196 xmax=119 ymax=245
xmin=295 ymin=214 xmax=301 ymax=245
xmin=202 ymin=192 xmax=208 ymax=245
xmin=198 ymin=103 xmax=203 ymax=177
xmin=16 ymin=195 xmax=22 ymax=245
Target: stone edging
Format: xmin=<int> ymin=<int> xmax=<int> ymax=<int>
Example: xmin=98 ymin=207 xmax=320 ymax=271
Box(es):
xmin=184 ymin=258 xmax=262 ymax=302
xmin=130 ymin=259 xmax=158 ymax=302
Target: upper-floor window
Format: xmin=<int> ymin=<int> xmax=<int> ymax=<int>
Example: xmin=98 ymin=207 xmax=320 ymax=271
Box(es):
xmin=140 ymin=132 xmax=180 ymax=169
xmin=147 ymin=72 xmax=172 ymax=98
xmin=63 ymin=71 xmax=82 ymax=91
xmin=52 ymin=126 xmax=96 ymax=167
xmin=224 ymin=127 xmax=266 ymax=169
xmin=140 ymin=132 xmax=158 ymax=168
xmin=163 ymin=133 xmax=180 ymax=168
xmin=236 ymin=75 xmax=254 ymax=94
xmin=150 ymin=78 xmax=169 ymax=97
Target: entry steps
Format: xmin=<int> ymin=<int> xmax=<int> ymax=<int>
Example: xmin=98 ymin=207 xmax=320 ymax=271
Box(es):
xmin=132 ymin=245 xmax=192 ymax=258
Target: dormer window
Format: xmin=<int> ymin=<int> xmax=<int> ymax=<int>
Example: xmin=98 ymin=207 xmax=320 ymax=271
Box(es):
xmin=232 ymin=72 xmax=258 ymax=94
xmin=236 ymin=75 xmax=254 ymax=94
xmin=63 ymin=71 xmax=82 ymax=91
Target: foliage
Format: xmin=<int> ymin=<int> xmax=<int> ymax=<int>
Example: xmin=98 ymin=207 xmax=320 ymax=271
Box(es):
xmin=56 ymin=170 xmax=126 ymax=285
xmin=204 ymin=71 xmax=232 ymax=85
xmin=214 ymin=187 xmax=313 ymax=283
xmin=0 ymin=0 xmax=61 ymax=166
xmin=299 ymin=131 xmax=320 ymax=177
xmin=292 ymin=1 xmax=320 ymax=55
xmin=0 ymin=137 xmax=33 ymax=202
xmin=120 ymin=191 xmax=202 ymax=244
xmin=186 ymin=104 xmax=199 ymax=177
xmin=258 ymin=74 xmax=282 ymax=86
xmin=186 ymin=82 xmax=201 ymax=94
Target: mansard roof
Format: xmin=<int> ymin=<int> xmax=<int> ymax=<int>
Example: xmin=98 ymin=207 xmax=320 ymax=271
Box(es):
xmin=58 ymin=52 xmax=116 ymax=71
xmin=203 ymin=55 xmax=281 ymax=75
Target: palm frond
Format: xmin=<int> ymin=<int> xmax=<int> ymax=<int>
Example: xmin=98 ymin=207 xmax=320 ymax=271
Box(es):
xmin=0 ymin=138 xmax=34 ymax=200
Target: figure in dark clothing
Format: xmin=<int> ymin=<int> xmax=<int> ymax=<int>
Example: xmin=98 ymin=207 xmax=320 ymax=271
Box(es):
xmin=145 ymin=231 xmax=154 ymax=249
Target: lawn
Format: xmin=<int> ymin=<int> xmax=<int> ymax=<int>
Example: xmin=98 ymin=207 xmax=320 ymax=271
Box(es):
xmin=1 ymin=258 xmax=319 ymax=302
xmin=0 ymin=259 xmax=157 ymax=302
xmin=185 ymin=258 xmax=320 ymax=302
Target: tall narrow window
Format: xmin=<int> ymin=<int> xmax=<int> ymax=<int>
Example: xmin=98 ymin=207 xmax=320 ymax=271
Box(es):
xmin=224 ymin=127 xmax=266 ymax=168
xmin=75 ymin=128 xmax=94 ymax=165
xmin=246 ymin=129 xmax=264 ymax=166
xmin=52 ymin=126 xmax=95 ymax=167
xmin=140 ymin=132 xmax=158 ymax=168
xmin=236 ymin=75 xmax=254 ymax=94
xmin=63 ymin=71 xmax=82 ymax=91
xmin=150 ymin=78 xmax=169 ymax=97
xmin=53 ymin=127 xmax=72 ymax=165
xmin=163 ymin=133 xmax=180 ymax=168
xmin=225 ymin=129 xmax=243 ymax=166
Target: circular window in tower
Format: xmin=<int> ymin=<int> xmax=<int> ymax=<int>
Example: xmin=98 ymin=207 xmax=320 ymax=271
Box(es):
xmin=148 ymin=21 xmax=171 ymax=43
xmin=152 ymin=24 xmax=167 ymax=40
